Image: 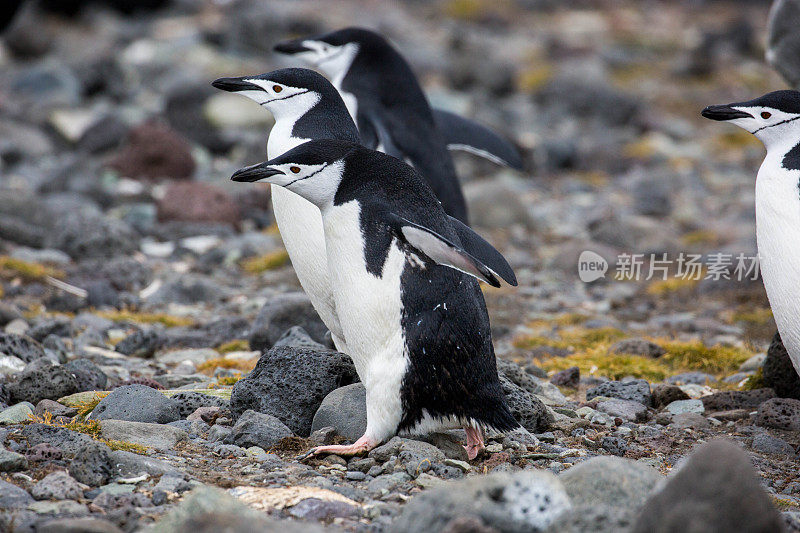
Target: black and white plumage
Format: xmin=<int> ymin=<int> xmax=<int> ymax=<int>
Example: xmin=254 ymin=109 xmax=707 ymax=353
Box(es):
xmin=212 ymin=68 xmax=360 ymax=354
xmin=702 ymin=90 xmax=800 ymax=379
xmin=274 ymin=27 xmax=525 ymax=224
xmin=231 ymin=139 xmax=519 ymax=457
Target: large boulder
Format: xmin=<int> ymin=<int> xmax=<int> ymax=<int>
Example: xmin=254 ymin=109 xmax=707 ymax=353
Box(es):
xmin=0 ymin=333 xmax=45 ymax=363
xmin=767 ymin=0 xmax=800 ymax=87
xmin=763 ymin=331 xmax=800 ymax=399
xmin=632 ymin=440 xmax=784 ymax=533
xmin=755 ymin=397 xmax=800 ymax=431
xmin=230 ymin=345 xmax=358 ymax=436
xmin=393 ymin=470 xmax=571 ymax=533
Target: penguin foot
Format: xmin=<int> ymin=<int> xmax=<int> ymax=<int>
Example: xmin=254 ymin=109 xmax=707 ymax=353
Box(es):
xmin=464 ymin=426 xmax=485 ymax=460
xmin=298 ymin=435 xmax=378 ymax=461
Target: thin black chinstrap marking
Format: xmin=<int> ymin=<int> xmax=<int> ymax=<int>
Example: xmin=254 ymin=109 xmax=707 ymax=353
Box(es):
xmin=283 ymin=162 xmax=329 ymax=188
xmin=259 ymin=89 xmax=311 ymax=106
xmin=751 ymin=114 xmax=800 ymax=134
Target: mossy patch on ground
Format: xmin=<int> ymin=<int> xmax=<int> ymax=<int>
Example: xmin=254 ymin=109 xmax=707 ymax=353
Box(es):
xmin=240 ymin=250 xmax=290 ymax=274
xmin=0 ymin=256 xmax=64 ymax=282
xmin=73 ymin=392 xmax=110 ymax=420
xmin=646 ymin=276 xmax=702 ymax=296
xmin=215 ymin=339 xmax=250 ymax=354
xmin=97 ymin=310 xmax=196 ymax=328
xmin=197 ymin=357 xmax=258 ymax=375
xmin=513 ymin=326 xmax=626 ymax=351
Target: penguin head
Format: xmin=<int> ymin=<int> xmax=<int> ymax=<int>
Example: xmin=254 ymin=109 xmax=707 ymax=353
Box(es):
xmin=231 ymin=139 xmax=360 ymax=207
xmin=702 ymin=90 xmax=800 ymax=149
xmin=211 ymin=68 xmax=331 ymax=115
xmin=273 ymin=27 xmax=383 ymax=80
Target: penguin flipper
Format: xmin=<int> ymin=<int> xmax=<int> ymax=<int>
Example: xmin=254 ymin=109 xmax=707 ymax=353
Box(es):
xmin=432 ymin=108 xmax=524 ymax=170
xmin=392 ymin=215 xmax=513 ymax=288
xmin=446 ymin=215 xmax=517 ymax=286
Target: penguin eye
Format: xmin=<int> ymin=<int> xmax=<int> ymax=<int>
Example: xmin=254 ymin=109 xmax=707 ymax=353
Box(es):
xmin=290 ymin=166 xmax=301 ymax=174
xmin=761 ymin=111 xmax=772 ymax=119
xmin=273 ymin=85 xmax=283 ymax=93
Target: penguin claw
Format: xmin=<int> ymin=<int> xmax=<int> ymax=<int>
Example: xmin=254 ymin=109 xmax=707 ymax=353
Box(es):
xmin=296 ymin=449 xmax=318 ymax=462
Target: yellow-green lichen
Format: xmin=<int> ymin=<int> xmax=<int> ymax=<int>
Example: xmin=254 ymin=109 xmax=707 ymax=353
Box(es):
xmin=96 ymin=310 xmax=196 ymax=328
xmin=241 ymin=250 xmax=290 ymax=274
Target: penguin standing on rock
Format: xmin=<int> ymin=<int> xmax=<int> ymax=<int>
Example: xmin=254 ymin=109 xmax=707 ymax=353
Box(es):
xmin=702 ymin=90 xmax=800 ymax=379
xmin=230 ymin=139 xmax=520 ymax=458
xmin=212 ymin=68 xmax=360 ymax=353
xmin=274 ymin=27 xmax=525 ymax=224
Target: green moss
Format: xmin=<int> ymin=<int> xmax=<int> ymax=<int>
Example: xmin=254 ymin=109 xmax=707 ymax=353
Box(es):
xmin=513 ymin=327 xmax=625 ymax=351
xmin=197 ymin=357 xmax=257 ymax=375
xmin=241 ymin=250 xmax=290 ymax=274
xmin=216 ymin=339 xmax=250 ymax=354
xmin=729 ymin=308 xmax=773 ymax=325
xmin=73 ymin=392 xmax=109 ymax=420
xmin=540 ymin=348 xmax=670 ymax=382
xmin=97 ymin=310 xmax=196 ymax=328
xmin=743 ymin=367 xmax=766 ymax=390
xmin=0 ymin=256 xmax=64 ymax=281
xmin=659 ymin=340 xmax=752 ymax=375
xmin=215 ymin=375 xmax=242 ymax=386
xmin=646 ymin=277 xmax=701 ymax=296
xmin=104 ymin=439 xmax=148 ymax=454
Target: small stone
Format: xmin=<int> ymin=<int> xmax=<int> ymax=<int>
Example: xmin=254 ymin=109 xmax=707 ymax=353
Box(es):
xmin=601 ymin=436 xmax=629 ymax=457
xmin=0 ymin=447 xmax=28 ymax=471
xmin=665 ymin=372 xmax=714 ymax=386
xmin=651 ymin=384 xmax=691 ymax=408
xmin=310 ymin=383 xmax=367 ymax=442
xmin=739 ymin=353 xmax=766 ymax=372
xmin=550 ymin=367 xmax=580 ymax=388
xmin=228 ymin=409 xmax=293 ymax=449
xmin=665 ymin=399 xmax=704 ymax=415
xmin=443 ymin=459 xmax=471 ymax=472
xmin=157 ymin=182 xmax=240 ymax=227
xmin=587 ymin=380 xmax=651 ymax=407
xmin=609 ymin=338 xmax=666 ymax=358
xmin=32 ymin=471 xmax=86 ymax=500
xmin=560 ymin=456 xmax=662 ymax=508
xmin=0 ymin=402 xmax=34 ymax=424
xmin=99 ymin=420 xmax=187 ymax=450
xmin=701 ymin=389 xmax=775 ymax=411
xmin=346 ymin=471 xmax=366 ymax=481
xmin=89 ymin=385 xmax=180 ymax=424
xmin=752 ymin=433 xmax=795 ymax=456
xmin=69 ymin=442 xmax=113 ymax=487
xmin=309 ymin=426 xmax=337 ymax=446
xmin=670 ymin=412 xmax=711 ymax=430
xmin=755 ymin=398 xmax=800 ymax=431
xmin=596 ymin=399 xmax=648 ymax=422
xmin=287 ymin=497 xmax=360 ymax=521
xmin=34 ymin=399 xmax=77 ymax=418
xmin=0 ymin=479 xmax=34 ymax=509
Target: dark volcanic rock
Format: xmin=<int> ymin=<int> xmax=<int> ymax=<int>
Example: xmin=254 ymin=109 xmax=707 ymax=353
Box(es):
xmin=499 ymin=376 xmax=553 ymax=433
xmin=763 ymin=332 xmax=800 ymax=399
xmin=652 ymin=384 xmax=691 ymax=408
xmin=108 ymin=119 xmax=195 ymax=180
xmin=230 ymin=345 xmax=358 ymax=436
xmin=64 ymin=359 xmax=107 ymax=391
xmin=89 ymin=385 xmax=180 ymax=423
xmin=7 ymin=359 xmax=80 ymax=404
xmin=22 ymin=424 xmax=95 ymax=455
xmin=46 ymin=212 xmax=137 ymax=259
xmin=0 ymin=333 xmax=45 ymax=363
xmin=228 ymin=409 xmax=293 ymax=449
xmin=550 ymin=366 xmax=579 ymax=388
xmin=755 ymin=398 xmax=800 ymax=431
xmin=170 ymin=391 xmax=229 ymax=419
xmin=69 ymin=441 xmax=113 ymax=486
xmin=587 ymin=379 xmax=652 ymax=407
xmin=249 ymin=293 xmax=330 ymax=351
xmin=115 ymin=329 xmax=164 ymax=358
xmin=631 ymin=440 xmax=784 ymax=533
xmin=701 ymin=389 xmax=776 ymax=411
xmin=609 ymin=338 xmax=666 ymax=358
xmin=157 ymin=182 xmax=240 ymax=227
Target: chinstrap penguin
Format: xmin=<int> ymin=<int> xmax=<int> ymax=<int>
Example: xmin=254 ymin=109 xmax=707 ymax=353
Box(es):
xmin=274 ymin=27 xmax=525 ymax=224
xmin=212 ymin=68 xmax=360 ymax=354
xmin=230 ymin=139 xmax=520 ymax=458
xmin=702 ymin=90 xmax=800 ymax=378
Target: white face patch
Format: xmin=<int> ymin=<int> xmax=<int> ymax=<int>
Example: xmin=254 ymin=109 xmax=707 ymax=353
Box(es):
xmin=234 ymin=78 xmax=318 ymax=109
xmin=729 ymin=106 xmax=800 ymax=148
xmin=294 ymin=41 xmax=360 ymax=83
xmin=266 ymin=160 xmax=345 ymax=208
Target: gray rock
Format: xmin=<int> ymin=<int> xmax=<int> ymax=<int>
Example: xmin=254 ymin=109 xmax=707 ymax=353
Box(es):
xmin=394 ymin=470 xmax=571 ymax=533
xmin=0 ymin=402 xmax=34 ymax=425
xmin=701 ymin=388 xmax=775 ymax=411
xmin=6 ymin=359 xmax=80 ymax=404
xmin=755 ymin=398 xmax=800 ymax=431
xmin=46 ymin=212 xmax=137 ymax=259
xmin=63 ymin=359 xmax=107 ymax=391
xmin=596 ymin=399 xmax=648 ymax=422
xmin=0 ymin=447 xmax=28 ymax=471
xmin=99 ymin=420 xmax=188 ymax=450
xmin=752 ymin=432 xmax=795 ymax=456
xmin=559 ymin=456 xmax=662 ymax=508
xmin=632 ymin=440 xmax=784 ymax=533
xmin=665 ymin=399 xmax=704 ymax=415
xmin=0 ymin=478 xmax=34 ymax=509
xmin=0 ymin=333 xmax=45 ymax=362
xmin=147 ymin=275 xmax=229 ymax=306
xmin=550 ymin=367 xmax=580 ymax=388
xmin=32 ymin=471 xmax=86 ymax=500
xmin=89 ymin=385 xmax=180 ymax=424
xmin=500 ymin=376 xmax=553 ymax=433
xmin=38 ymin=517 xmax=124 ymax=533
xmin=670 ymin=412 xmax=711 ymax=430
xmin=109 ymin=450 xmax=180 ymax=477
xmin=151 ymin=486 xmax=326 ymax=533
xmin=170 ymin=391 xmax=229 ymax=418
xmin=249 ymin=293 xmax=330 ymax=351
xmin=763 ymin=332 xmax=800 ymax=399
xmin=289 ymin=497 xmax=360 ymax=520
xmin=311 ymin=383 xmax=367 ymax=442
xmin=651 ymin=384 xmax=690 ymax=408
xmin=0 ymin=355 xmax=26 ymax=377
xmin=587 ymin=379 xmax=651 ymax=407
xmin=665 ymin=372 xmax=714 ymax=386
xmin=551 ymin=504 xmax=636 ymax=533
xmin=609 ymin=338 xmax=666 ymax=358
xmin=230 ymin=344 xmax=358 ymax=436
xmin=273 ymin=326 xmax=327 ymax=350
xmin=22 ymin=424 xmax=95 ymax=454
xmin=536 ymin=77 xmax=641 ymax=127
xmin=34 ymin=399 xmax=77 ymax=418
xmin=767 ymin=0 xmax=800 ymax=87
xmin=601 ymin=436 xmax=629 ymax=457
xmin=228 ymin=409 xmax=293 ymax=449
xmin=69 ymin=442 xmax=113 ymax=487
xmin=115 ymin=329 xmax=164 ymax=358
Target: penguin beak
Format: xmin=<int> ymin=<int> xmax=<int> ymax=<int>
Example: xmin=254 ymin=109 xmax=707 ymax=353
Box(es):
xmin=211 ymin=77 xmax=262 ymax=93
xmin=231 ymin=163 xmax=284 ymax=183
xmin=701 ymin=104 xmax=753 ymax=121
xmin=274 ymin=38 xmax=312 ymax=55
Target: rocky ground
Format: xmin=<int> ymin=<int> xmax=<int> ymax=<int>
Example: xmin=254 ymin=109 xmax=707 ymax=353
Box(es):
xmin=1 ymin=0 xmax=800 ymax=531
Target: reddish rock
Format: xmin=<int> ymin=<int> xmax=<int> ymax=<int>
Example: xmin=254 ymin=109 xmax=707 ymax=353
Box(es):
xmin=157 ymin=182 xmax=240 ymax=227
xmin=108 ymin=119 xmax=195 ymax=180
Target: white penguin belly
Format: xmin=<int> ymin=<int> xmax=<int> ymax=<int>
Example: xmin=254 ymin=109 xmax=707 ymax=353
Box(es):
xmin=322 ymin=201 xmax=409 ymax=441
xmin=267 ymin=132 xmax=346 ymax=348
xmin=755 ymin=162 xmax=800 ymax=374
